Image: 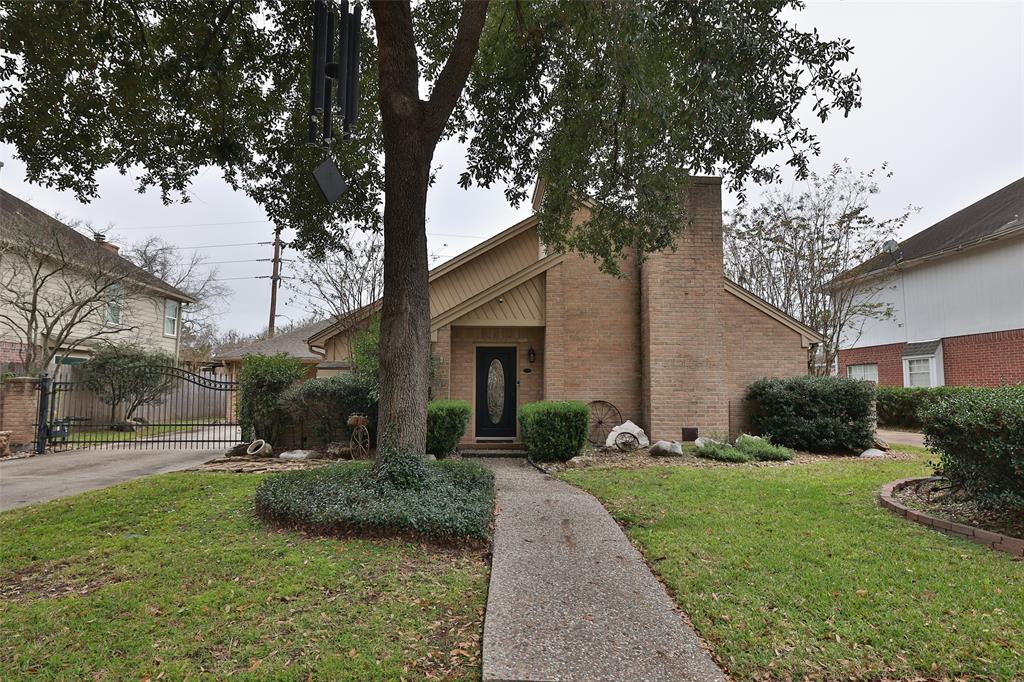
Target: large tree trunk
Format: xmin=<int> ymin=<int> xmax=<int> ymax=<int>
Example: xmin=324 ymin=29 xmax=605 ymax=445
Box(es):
xmin=377 ymin=137 xmax=433 ymax=454
xmin=369 ymin=0 xmax=490 ymax=459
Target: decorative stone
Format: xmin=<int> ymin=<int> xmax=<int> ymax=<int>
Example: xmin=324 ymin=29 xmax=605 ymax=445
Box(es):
xmin=567 ymin=455 xmax=595 ymax=467
xmin=873 ymin=436 xmax=891 ymax=451
xmin=424 ymin=454 xmax=436 ymax=461
xmin=605 ymin=420 xmax=650 ymax=449
xmin=246 ymin=439 xmax=273 ymax=457
xmin=694 ymin=436 xmax=721 ymax=449
xmin=859 ymin=448 xmax=886 ymax=459
xmin=0 ymin=430 xmax=11 ymax=458
xmin=650 ymin=440 xmax=684 ymax=457
xmin=279 ymin=450 xmax=319 ymax=460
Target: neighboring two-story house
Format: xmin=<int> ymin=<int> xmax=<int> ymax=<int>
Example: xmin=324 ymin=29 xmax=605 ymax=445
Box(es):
xmin=0 ymin=189 xmax=196 ymax=374
xmin=835 ymin=177 xmax=1024 ymax=387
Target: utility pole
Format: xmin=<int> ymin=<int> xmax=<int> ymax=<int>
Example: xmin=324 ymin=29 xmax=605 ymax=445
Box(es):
xmin=267 ymin=233 xmax=283 ymax=338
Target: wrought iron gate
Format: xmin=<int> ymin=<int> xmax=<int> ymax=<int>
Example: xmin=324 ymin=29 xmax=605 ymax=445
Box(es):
xmin=37 ymin=366 xmax=241 ymax=452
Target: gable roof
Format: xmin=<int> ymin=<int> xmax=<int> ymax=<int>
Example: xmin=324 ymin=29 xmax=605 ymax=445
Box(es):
xmin=213 ymin=318 xmax=335 ymax=362
xmin=844 ymin=176 xmax=1024 ymax=281
xmin=307 ymin=214 xmax=540 ymax=346
xmin=0 ymin=189 xmax=197 ymax=303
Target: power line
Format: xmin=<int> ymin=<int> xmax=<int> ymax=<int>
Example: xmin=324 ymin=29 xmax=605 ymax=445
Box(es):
xmin=116 ymin=219 xmax=272 ymax=230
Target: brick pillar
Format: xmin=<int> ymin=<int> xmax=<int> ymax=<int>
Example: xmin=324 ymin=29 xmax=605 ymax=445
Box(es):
xmin=543 ymin=263 xmax=566 ymax=399
xmin=0 ymin=377 xmax=41 ymax=448
xmin=430 ymin=325 xmax=452 ymax=400
xmin=640 ymin=177 xmax=729 ymax=441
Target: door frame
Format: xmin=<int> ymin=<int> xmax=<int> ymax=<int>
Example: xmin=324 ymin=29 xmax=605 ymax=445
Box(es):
xmin=473 ymin=344 xmax=519 ymax=440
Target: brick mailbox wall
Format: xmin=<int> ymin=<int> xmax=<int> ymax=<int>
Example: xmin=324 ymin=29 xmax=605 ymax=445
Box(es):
xmin=0 ymin=377 xmax=40 ymax=448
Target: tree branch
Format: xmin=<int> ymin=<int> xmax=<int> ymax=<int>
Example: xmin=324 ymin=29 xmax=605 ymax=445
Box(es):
xmin=423 ymin=0 xmax=490 ymax=141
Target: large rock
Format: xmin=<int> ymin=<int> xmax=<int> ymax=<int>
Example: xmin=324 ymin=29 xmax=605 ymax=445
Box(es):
xmin=279 ymin=450 xmax=319 ymax=461
xmin=650 ymin=440 xmax=684 ymax=457
xmin=694 ymin=436 xmax=722 ymax=449
xmin=873 ymin=435 xmax=891 ymax=451
xmin=605 ymin=420 xmax=650 ymax=449
xmin=859 ymin=448 xmax=886 ymax=459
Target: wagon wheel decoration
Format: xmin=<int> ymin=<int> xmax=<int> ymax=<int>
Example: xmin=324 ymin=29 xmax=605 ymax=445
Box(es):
xmin=614 ymin=432 xmax=640 ymax=452
xmin=587 ymin=400 xmax=622 ymax=445
xmin=348 ymin=414 xmax=371 ymax=459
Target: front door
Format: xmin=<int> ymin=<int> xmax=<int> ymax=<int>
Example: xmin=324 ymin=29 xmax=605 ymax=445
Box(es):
xmin=475 ymin=347 xmax=517 ymax=439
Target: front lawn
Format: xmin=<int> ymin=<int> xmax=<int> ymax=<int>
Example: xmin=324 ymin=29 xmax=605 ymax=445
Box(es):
xmin=561 ymin=454 xmax=1024 ymax=680
xmin=0 ymin=472 xmax=487 ymax=680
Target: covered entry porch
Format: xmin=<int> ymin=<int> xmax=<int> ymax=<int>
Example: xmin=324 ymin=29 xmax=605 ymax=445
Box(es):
xmin=432 ymin=325 xmax=544 ymax=445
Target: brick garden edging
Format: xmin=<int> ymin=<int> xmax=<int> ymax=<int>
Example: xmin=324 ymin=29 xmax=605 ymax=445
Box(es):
xmin=879 ymin=477 xmax=1024 ymax=557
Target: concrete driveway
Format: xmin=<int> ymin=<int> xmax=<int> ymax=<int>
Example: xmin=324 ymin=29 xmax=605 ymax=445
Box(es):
xmin=0 ymin=445 xmax=223 ymax=512
xmin=877 ymin=428 xmax=927 ymax=449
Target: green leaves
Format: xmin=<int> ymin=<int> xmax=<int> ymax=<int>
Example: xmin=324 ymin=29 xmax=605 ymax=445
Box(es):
xmin=2 ymin=0 xmax=860 ymax=272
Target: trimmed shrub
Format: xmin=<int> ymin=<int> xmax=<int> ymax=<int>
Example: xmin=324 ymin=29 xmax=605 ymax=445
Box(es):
xmin=921 ymin=386 xmax=1024 ymax=509
xmin=254 ymin=457 xmax=495 ymax=541
xmin=518 ymin=400 xmax=589 ymax=462
xmin=746 ymin=376 xmax=875 ymax=453
xmin=735 ymin=434 xmax=794 ymax=461
xmin=426 ymin=400 xmax=471 ymax=458
xmin=237 ymin=354 xmax=305 ymax=443
xmin=279 ymin=373 xmax=378 ymax=446
xmin=875 ymin=386 xmax=977 ymax=430
xmin=696 ymin=441 xmax=751 ymax=463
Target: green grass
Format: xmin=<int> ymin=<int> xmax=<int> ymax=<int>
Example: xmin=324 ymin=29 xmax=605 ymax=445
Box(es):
xmin=64 ymin=419 xmax=221 ymax=443
xmin=561 ymin=455 xmax=1024 ymax=680
xmin=0 ymin=472 xmax=487 ymax=680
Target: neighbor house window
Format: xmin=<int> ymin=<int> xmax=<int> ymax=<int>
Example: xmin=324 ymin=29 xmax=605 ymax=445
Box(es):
xmin=164 ymin=299 xmax=179 ymax=337
xmin=906 ymin=358 xmax=932 ymax=387
xmin=847 ymin=364 xmax=878 ymax=383
xmin=106 ymin=283 xmax=123 ymax=324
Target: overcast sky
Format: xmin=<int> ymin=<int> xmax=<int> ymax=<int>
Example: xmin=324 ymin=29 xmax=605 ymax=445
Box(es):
xmin=2 ymin=0 xmax=1022 ymax=334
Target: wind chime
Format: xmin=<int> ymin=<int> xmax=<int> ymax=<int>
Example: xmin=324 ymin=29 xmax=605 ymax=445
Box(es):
xmin=309 ymin=0 xmax=362 ymax=205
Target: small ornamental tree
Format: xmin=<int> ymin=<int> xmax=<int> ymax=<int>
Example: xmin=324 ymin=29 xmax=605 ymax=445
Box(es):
xmin=80 ymin=344 xmax=176 ymax=426
xmin=1 ymin=0 xmax=862 ymax=469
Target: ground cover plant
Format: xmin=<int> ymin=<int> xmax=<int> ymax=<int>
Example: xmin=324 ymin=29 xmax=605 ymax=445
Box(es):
xmin=746 ymin=375 xmax=875 ymax=452
xmin=561 ymin=454 xmax=1024 ymax=680
xmin=518 ymin=400 xmax=589 ymax=462
xmin=256 ymin=455 xmax=494 ymax=543
xmin=694 ymin=435 xmax=794 ymax=463
xmin=694 ymin=440 xmax=751 ymax=463
xmin=0 ymin=473 xmax=488 ymax=680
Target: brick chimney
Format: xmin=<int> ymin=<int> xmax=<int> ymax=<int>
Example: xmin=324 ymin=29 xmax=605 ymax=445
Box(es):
xmin=93 ymin=233 xmax=120 ymax=255
xmin=639 ymin=177 xmax=728 ymax=440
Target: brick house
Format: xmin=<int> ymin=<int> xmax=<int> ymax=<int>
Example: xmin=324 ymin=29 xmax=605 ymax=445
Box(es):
xmin=835 ymin=177 xmax=1024 ymax=388
xmin=306 ymin=178 xmax=820 ymax=444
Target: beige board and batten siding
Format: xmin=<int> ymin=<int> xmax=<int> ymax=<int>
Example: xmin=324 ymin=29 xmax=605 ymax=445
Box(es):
xmin=452 ymin=274 xmax=545 ymax=327
xmin=429 ymin=225 xmax=540 ymax=319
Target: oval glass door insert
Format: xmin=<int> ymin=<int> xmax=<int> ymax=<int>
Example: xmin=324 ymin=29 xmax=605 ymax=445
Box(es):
xmin=486 ymin=358 xmax=505 ymax=424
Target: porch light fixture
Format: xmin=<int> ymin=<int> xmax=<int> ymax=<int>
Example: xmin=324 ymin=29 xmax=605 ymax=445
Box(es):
xmin=527 ymin=346 xmax=536 ymax=364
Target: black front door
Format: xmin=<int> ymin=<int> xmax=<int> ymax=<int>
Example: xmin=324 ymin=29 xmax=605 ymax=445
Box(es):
xmin=475 ymin=347 xmax=517 ymax=438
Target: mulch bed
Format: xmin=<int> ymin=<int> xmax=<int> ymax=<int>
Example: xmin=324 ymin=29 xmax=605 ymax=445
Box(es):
xmin=537 ymin=444 xmax=919 ymax=474
xmin=191 ymin=457 xmax=336 ymax=473
xmin=893 ymin=477 xmax=1024 ymax=540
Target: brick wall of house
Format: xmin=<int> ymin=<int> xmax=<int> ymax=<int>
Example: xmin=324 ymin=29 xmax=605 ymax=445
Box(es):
xmin=838 ymin=343 xmax=907 ymax=386
xmin=941 ymin=328 xmax=1024 ymax=386
xmin=0 ymin=377 xmax=40 ymax=447
xmin=640 ymin=178 xmax=729 ymax=441
xmin=722 ymin=293 xmax=809 ymax=438
xmin=542 ymin=241 xmax=644 ymax=426
xmin=430 ymin=325 xmax=452 ymax=400
xmin=449 ymin=326 xmax=545 ymax=442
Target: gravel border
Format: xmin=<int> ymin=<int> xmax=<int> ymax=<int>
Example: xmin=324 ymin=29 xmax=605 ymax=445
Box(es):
xmin=878 ymin=477 xmax=1024 ymax=558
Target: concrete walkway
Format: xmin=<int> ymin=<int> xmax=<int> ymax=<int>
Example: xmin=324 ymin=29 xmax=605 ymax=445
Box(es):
xmin=877 ymin=428 xmax=927 ymax=449
xmin=0 ymin=444 xmax=222 ymax=511
xmin=481 ymin=459 xmax=723 ymax=682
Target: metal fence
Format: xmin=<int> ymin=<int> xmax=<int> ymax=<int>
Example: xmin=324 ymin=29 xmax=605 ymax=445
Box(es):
xmin=38 ymin=366 xmax=242 ymax=452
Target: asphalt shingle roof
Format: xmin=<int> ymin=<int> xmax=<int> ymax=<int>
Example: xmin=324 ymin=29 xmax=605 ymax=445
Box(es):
xmin=0 ymin=188 xmax=196 ymax=302
xmin=852 ymin=177 xmax=1024 ymax=278
xmin=213 ymin=318 xmax=336 ymax=361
